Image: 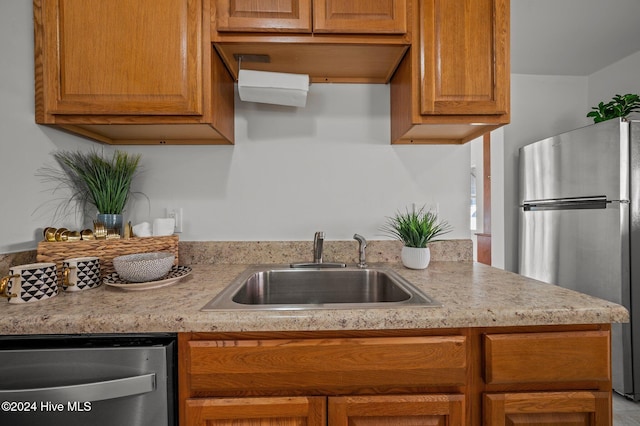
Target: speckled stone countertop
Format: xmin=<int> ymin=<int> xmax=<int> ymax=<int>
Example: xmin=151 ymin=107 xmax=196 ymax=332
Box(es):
xmin=0 ymin=257 xmax=628 ymax=335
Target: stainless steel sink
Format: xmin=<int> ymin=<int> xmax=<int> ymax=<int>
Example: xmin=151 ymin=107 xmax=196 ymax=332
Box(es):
xmin=201 ymin=265 xmax=440 ymax=310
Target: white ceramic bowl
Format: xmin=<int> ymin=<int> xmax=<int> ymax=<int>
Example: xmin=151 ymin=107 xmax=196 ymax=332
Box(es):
xmin=112 ymin=252 xmax=175 ymax=283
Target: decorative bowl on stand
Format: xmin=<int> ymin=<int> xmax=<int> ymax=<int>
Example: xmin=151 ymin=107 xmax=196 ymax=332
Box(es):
xmin=112 ymin=252 xmax=175 ymax=282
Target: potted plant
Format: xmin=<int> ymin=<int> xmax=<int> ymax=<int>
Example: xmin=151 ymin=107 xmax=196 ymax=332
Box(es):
xmin=382 ymin=206 xmax=452 ymax=269
xmin=41 ymin=149 xmax=142 ymax=234
xmin=587 ymin=93 xmax=640 ymax=123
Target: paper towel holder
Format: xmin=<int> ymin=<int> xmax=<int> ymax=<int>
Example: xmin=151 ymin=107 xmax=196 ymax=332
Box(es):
xmin=234 ymin=54 xmax=271 ymax=66
xmin=235 ymin=54 xmax=310 ymax=108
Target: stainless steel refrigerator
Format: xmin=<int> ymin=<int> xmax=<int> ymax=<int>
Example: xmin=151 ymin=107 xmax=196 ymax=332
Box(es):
xmin=518 ymin=118 xmax=640 ymax=400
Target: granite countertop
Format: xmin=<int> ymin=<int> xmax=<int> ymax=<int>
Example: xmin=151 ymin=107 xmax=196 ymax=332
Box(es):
xmin=0 ymin=261 xmax=629 ymax=335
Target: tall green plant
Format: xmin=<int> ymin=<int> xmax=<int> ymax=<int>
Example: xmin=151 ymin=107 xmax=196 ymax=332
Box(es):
xmin=381 ymin=206 xmax=452 ymax=248
xmin=49 ymin=150 xmax=141 ymax=215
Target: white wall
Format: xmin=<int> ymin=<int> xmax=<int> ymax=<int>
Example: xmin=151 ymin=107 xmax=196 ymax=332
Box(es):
xmin=588 ymin=50 xmax=640 ymax=112
xmin=0 ymin=1 xmax=471 ymax=254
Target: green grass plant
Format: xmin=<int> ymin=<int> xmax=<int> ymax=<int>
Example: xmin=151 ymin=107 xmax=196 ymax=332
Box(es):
xmin=50 ymin=149 xmax=141 ymax=215
xmin=382 ymin=205 xmax=452 ymax=248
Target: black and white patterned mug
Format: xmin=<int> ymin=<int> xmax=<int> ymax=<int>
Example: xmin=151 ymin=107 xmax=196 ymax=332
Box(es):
xmin=62 ymin=257 xmax=101 ymax=292
xmin=0 ymin=262 xmax=58 ymax=304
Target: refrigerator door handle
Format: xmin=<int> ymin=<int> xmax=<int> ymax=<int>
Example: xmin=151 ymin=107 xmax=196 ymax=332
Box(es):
xmin=521 ymin=196 xmax=624 ymax=211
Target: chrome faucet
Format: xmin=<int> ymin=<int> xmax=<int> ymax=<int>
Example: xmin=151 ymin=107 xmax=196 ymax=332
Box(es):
xmin=353 ymin=234 xmax=367 ymax=268
xmin=290 ymin=231 xmax=346 ymax=268
xmin=313 ymin=231 xmax=325 ymax=264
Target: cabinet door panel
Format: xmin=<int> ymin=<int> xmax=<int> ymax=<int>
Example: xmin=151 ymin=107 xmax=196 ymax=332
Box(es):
xmin=42 ymin=0 xmax=202 ymax=116
xmin=216 ymin=0 xmax=312 ymax=32
xmin=186 ymin=336 xmax=467 ymax=395
xmin=185 ymin=396 xmax=325 ymax=426
xmin=329 ymin=394 xmax=465 ymax=426
xmin=484 ymin=331 xmax=610 ymax=385
xmin=313 ymin=0 xmax=407 ymax=34
xmin=484 ymin=392 xmax=611 ymax=426
xmin=420 ymin=0 xmax=509 ymax=115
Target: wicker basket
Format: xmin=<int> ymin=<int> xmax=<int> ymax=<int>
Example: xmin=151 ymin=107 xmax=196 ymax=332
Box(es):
xmin=37 ymin=235 xmax=179 ymax=280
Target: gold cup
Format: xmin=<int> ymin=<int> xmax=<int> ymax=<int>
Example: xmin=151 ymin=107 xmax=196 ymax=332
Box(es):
xmin=0 ymin=274 xmax=20 ymax=299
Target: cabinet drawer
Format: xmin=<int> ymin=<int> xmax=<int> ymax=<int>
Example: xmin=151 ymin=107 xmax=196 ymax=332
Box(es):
xmin=186 ymin=336 xmax=467 ymax=395
xmin=484 ymin=331 xmax=610 ymax=385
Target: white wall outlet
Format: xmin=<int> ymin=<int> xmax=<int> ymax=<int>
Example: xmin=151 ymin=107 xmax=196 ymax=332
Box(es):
xmin=166 ymin=207 xmax=183 ymax=233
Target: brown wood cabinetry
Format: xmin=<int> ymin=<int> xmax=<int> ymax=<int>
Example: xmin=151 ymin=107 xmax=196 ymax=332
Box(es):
xmin=34 ymin=0 xmax=510 ymax=145
xmin=211 ymin=0 xmax=410 ymax=84
xmin=185 ymin=396 xmax=326 ymax=426
xmin=34 ymin=0 xmax=234 ymax=145
xmin=483 ymin=331 xmax=610 ymax=385
xmin=391 ymin=0 xmax=510 ymax=144
xmin=215 ymin=0 xmax=312 ymax=33
xmin=179 ymin=325 xmax=613 ymax=426
xmin=329 ymin=394 xmax=465 ymax=425
xmin=215 ymin=0 xmax=406 ymax=34
xmin=313 ymin=0 xmax=407 ymax=34
xmin=482 ymin=330 xmax=612 ymax=425
xmin=484 ymin=392 xmax=611 ymax=425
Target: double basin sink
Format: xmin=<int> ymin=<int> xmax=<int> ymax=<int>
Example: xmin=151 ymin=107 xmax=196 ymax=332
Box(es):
xmin=202 ymin=265 xmax=440 ymax=311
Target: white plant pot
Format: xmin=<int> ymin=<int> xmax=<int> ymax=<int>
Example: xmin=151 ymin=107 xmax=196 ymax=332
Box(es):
xmin=401 ymin=246 xmax=431 ymax=269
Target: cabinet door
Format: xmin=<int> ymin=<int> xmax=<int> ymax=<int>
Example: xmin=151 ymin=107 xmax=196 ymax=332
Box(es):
xmin=184 ymin=396 xmax=325 ymax=426
xmin=215 ymin=0 xmax=312 ymax=32
xmin=484 ymin=392 xmax=611 ymax=426
xmin=420 ymin=0 xmax=509 ymax=115
xmin=313 ymin=0 xmax=407 ymax=34
xmin=329 ymin=394 xmax=465 ymax=425
xmin=38 ymin=0 xmax=203 ymax=116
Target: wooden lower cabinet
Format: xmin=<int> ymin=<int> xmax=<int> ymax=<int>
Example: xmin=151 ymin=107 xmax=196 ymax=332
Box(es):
xmin=484 ymin=391 xmax=611 ymax=425
xmin=184 ymin=394 xmax=464 ymax=425
xmin=184 ymin=396 xmax=326 ymax=425
xmin=179 ymin=325 xmax=613 ymax=426
xmin=329 ymin=394 xmax=465 ymax=425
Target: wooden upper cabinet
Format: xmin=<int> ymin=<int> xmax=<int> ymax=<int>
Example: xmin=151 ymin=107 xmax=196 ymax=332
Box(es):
xmin=313 ymin=0 xmax=407 ymax=34
xmin=39 ymin=0 xmax=202 ymax=116
xmin=420 ymin=0 xmax=509 ymax=116
xmin=215 ymin=0 xmax=406 ymax=34
xmin=215 ymin=0 xmax=312 ymax=32
xmin=34 ymin=0 xmax=235 ymax=144
xmin=390 ymin=0 xmax=510 ymax=144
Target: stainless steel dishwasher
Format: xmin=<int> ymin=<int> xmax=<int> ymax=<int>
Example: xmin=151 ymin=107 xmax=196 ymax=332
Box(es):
xmin=0 ymin=333 xmax=176 ymax=426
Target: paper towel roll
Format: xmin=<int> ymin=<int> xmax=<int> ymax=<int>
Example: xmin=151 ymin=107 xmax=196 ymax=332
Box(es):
xmin=238 ymin=69 xmax=309 ymax=107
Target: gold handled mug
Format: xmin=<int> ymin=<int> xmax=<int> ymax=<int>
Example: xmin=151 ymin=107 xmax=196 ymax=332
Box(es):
xmin=0 ymin=263 xmax=58 ymax=304
xmin=62 ymin=257 xmax=101 ymax=291
xmin=0 ymin=274 xmax=20 ymax=299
